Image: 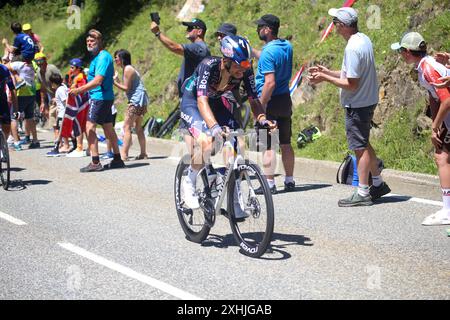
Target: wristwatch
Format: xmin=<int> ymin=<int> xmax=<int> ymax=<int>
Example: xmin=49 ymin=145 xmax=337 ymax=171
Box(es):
xmin=155 ymin=31 xmax=161 ymax=38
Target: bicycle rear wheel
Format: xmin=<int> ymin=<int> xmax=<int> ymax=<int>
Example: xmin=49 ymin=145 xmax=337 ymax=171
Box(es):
xmin=174 ymin=154 xmax=211 ymax=243
xmin=227 ymin=161 xmax=274 ymax=258
xmin=0 ymin=131 xmax=11 ymax=190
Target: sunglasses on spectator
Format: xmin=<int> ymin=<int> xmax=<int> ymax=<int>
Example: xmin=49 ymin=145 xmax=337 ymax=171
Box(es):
xmin=257 ymin=25 xmax=268 ymax=32
xmin=186 ymin=26 xmax=199 ymax=32
xmin=35 ymin=59 xmax=45 ymax=64
xmin=332 ymin=18 xmax=341 ymax=25
xmin=397 ymin=47 xmax=407 ymax=53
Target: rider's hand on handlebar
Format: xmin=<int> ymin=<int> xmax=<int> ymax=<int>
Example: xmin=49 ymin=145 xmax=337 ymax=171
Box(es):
xmin=210 ymin=124 xmax=224 ymax=138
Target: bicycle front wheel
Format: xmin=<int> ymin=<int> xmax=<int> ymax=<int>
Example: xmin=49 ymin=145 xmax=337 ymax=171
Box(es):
xmin=174 ymin=154 xmax=211 ymax=243
xmin=227 ymin=161 xmax=274 ymax=258
xmin=0 ymin=131 xmax=10 ymax=190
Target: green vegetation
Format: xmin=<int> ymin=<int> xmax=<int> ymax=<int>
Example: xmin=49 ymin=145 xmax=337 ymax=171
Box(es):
xmin=1 ymin=0 xmax=449 ymax=174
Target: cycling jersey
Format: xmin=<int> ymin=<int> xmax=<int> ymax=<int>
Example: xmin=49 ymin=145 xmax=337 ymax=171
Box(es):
xmin=180 ymin=56 xmax=258 ymax=138
xmin=182 ymin=56 xmax=258 ymax=100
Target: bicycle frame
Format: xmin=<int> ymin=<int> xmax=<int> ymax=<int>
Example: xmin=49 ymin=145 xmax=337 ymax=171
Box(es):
xmin=201 ymin=131 xmax=254 ymax=217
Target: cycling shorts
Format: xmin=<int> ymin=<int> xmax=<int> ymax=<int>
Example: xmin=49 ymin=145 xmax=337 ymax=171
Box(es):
xmin=180 ymin=91 xmax=240 ymax=138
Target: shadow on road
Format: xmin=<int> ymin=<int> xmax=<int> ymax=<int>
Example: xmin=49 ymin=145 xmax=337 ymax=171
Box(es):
xmin=7 ymin=179 xmax=52 ymax=191
xmin=9 ymin=167 xmax=26 ymax=172
xmin=373 ymin=195 xmax=411 ymax=205
xmin=201 ymin=232 xmax=313 ymax=261
xmin=147 ymin=156 xmax=168 ymax=160
xmin=276 ymin=183 xmax=332 ymax=194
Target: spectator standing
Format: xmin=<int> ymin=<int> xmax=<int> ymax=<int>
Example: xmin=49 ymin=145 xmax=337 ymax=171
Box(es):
xmin=391 ymin=32 xmax=450 ymax=225
xmin=308 ymin=7 xmax=390 ymax=207
xmin=254 ymin=14 xmax=295 ymax=194
xmin=69 ymin=29 xmax=124 ymax=172
xmin=113 ymin=49 xmax=149 ymax=161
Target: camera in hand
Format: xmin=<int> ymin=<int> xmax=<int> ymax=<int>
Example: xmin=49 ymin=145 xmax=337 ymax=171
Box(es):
xmin=150 ymin=12 xmax=160 ymax=25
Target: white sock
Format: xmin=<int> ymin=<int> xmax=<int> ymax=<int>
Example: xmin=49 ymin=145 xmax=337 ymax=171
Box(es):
xmin=372 ymin=175 xmax=383 ymax=187
xmin=358 ymin=184 xmax=370 ymax=197
xmin=442 ymin=189 xmax=450 ymax=212
xmin=188 ymin=166 xmax=199 ymax=184
xmin=267 ymin=179 xmax=275 ymax=188
xmin=285 ymin=176 xmax=294 ymax=184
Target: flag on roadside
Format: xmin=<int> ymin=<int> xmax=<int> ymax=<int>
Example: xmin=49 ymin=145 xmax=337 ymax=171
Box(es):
xmin=289 ymin=65 xmax=306 ymax=97
xmin=319 ymin=0 xmax=357 ymax=44
xmin=60 ymin=92 xmax=89 ymax=138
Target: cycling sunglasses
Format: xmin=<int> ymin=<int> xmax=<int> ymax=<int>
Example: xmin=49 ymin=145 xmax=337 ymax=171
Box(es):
xmin=238 ymin=60 xmax=251 ymax=69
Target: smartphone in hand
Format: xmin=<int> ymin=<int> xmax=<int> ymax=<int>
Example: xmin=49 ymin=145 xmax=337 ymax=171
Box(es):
xmin=150 ymin=12 xmax=160 ymax=25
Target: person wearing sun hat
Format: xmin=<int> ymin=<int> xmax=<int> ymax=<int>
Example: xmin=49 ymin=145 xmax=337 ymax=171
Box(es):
xmin=391 ymin=31 xmax=450 ymax=226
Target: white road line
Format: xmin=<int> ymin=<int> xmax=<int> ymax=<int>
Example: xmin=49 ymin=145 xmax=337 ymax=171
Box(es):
xmin=58 ymin=242 xmax=202 ymax=300
xmin=0 ymin=211 xmax=27 ymax=226
xmin=388 ymin=193 xmax=442 ymax=207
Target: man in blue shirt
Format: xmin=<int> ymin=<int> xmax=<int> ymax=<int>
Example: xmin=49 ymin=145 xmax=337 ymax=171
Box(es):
xmin=254 ymin=14 xmax=295 ymax=194
xmin=2 ymin=22 xmax=35 ymax=62
xmin=69 ymin=29 xmax=124 ymax=172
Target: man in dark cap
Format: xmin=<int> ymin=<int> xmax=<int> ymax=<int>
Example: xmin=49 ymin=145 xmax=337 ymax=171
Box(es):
xmin=151 ymin=18 xmax=211 ymax=97
xmin=254 ymin=14 xmax=295 ymax=194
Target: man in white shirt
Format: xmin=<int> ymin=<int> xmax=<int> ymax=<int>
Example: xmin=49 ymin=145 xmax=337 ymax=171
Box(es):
xmin=308 ymin=7 xmax=390 ymax=207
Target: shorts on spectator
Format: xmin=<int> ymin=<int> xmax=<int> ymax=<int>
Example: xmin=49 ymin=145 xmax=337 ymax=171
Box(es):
xmin=88 ymin=99 xmax=114 ymax=125
xmin=18 ymin=95 xmax=35 ymax=120
xmin=345 ymin=104 xmax=376 ymax=150
xmin=126 ymin=104 xmax=147 ymax=118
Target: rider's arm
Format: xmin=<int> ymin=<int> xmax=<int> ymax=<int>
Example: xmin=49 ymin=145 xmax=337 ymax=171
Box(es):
xmin=197 ymin=96 xmax=219 ymax=129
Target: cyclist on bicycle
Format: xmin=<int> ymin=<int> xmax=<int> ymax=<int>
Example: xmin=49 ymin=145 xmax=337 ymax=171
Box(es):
xmin=180 ymin=35 xmax=276 ymax=214
xmin=0 ymin=62 xmax=18 ymax=139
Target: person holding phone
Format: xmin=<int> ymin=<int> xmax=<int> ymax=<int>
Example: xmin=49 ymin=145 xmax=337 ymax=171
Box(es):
xmin=149 ymin=15 xmax=210 ymax=97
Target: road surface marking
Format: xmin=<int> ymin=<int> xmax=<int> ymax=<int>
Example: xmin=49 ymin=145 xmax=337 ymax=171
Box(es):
xmin=389 ymin=193 xmax=442 ymax=207
xmin=0 ymin=210 xmax=27 ymax=226
xmin=58 ymin=242 xmax=202 ymax=300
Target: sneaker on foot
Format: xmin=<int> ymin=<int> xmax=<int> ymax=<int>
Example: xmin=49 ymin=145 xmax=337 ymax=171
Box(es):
xmin=46 ymin=149 xmax=60 ymax=157
xmin=182 ymin=177 xmax=199 ymax=209
xmin=284 ymin=181 xmax=296 ymax=192
xmin=101 ymin=151 xmax=114 ymax=160
xmin=28 ymin=141 xmax=40 ymax=149
xmin=338 ymin=190 xmax=373 ymax=207
xmin=370 ymin=182 xmax=391 ymax=200
xmin=105 ymin=158 xmax=125 ymax=169
xmin=422 ymin=209 xmax=450 ymax=226
xmin=18 ymin=136 xmax=31 ymax=145
xmin=66 ymin=149 xmax=84 ymax=158
xmin=254 ymin=185 xmax=277 ymax=195
xmin=80 ymin=162 xmax=103 ymax=173
xmin=13 ymin=143 xmax=22 ymax=151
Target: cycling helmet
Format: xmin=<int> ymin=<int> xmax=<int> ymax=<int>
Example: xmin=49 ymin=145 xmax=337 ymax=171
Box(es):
xmin=69 ymin=58 xmax=83 ymax=69
xmin=220 ymin=35 xmax=252 ymax=68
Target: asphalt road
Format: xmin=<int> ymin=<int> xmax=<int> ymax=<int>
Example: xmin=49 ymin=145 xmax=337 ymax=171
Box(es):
xmin=1 ymin=130 xmax=449 ymax=300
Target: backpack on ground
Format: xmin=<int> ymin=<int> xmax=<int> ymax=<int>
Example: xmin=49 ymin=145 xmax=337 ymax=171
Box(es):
xmin=336 ymin=153 xmax=384 ymax=186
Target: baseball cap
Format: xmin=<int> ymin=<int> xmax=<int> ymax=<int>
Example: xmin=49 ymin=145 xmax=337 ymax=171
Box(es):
xmin=391 ymin=32 xmax=426 ymax=51
xmin=70 ymin=58 xmax=83 ymax=68
xmin=255 ymin=14 xmax=280 ymax=30
xmin=34 ymin=52 xmax=46 ymax=60
xmin=22 ymin=23 xmax=32 ymax=31
xmin=328 ymin=7 xmax=358 ymax=26
xmin=182 ymin=18 xmax=207 ymax=31
xmin=215 ymin=23 xmax=237 ymax=37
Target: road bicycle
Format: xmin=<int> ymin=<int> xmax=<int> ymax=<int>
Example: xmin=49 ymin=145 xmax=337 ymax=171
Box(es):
xmin=174 ymin=129 xmax=274 ymax=258
xmin=0 ymin=118 xmax=11 ymax=190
